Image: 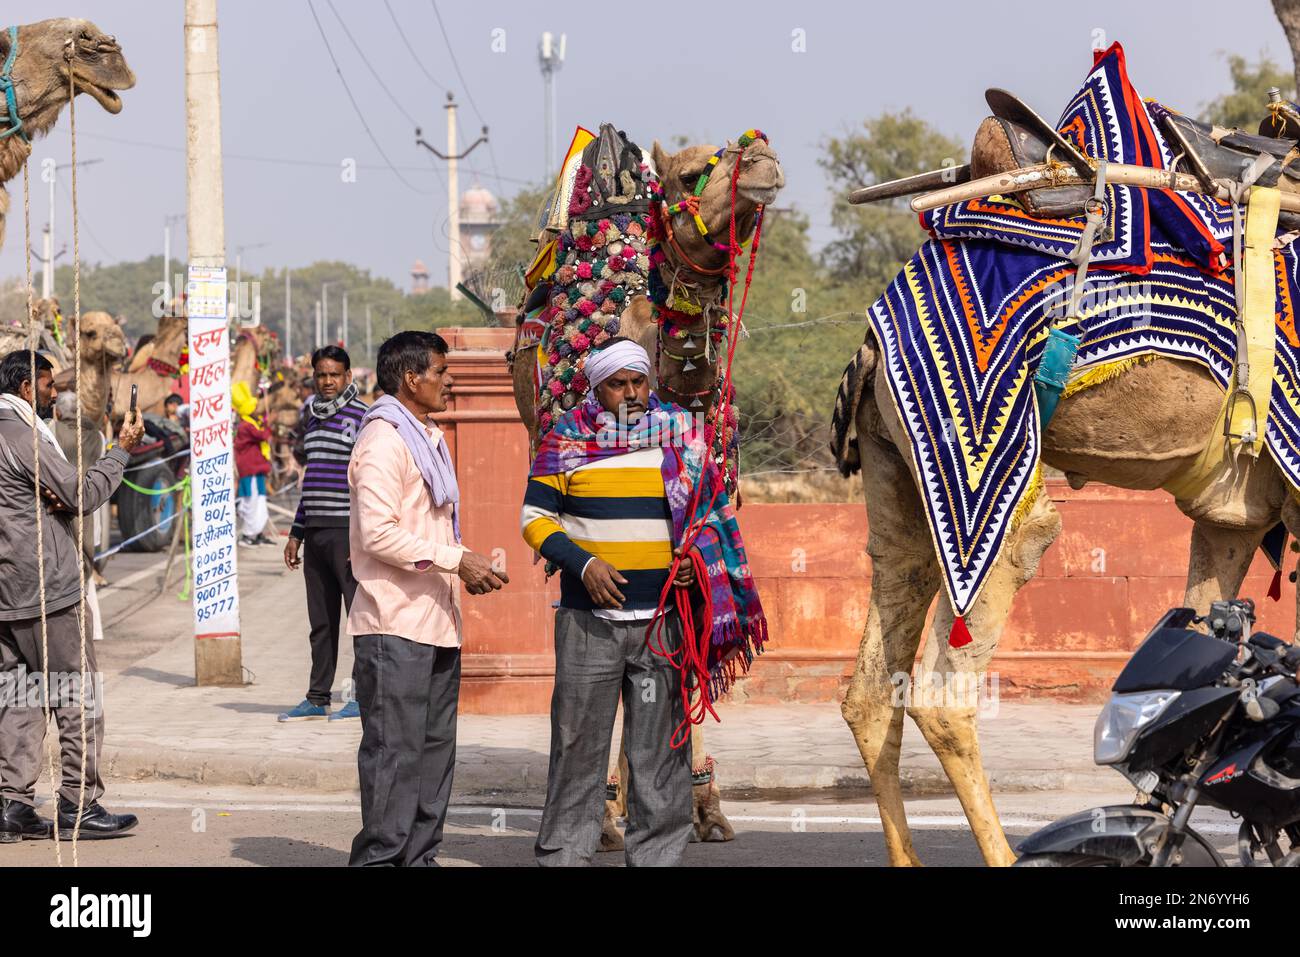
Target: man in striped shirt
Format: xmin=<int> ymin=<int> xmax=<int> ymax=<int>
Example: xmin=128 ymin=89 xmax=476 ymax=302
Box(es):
xmin=279 ymin=346 xmax=368 ymax=722
xmin=522 ymin=338 xmax=698 ymax=867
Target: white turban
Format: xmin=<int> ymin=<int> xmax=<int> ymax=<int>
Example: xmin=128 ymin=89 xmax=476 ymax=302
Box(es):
xmin=583 ymin=340 xmax=652 ymax=392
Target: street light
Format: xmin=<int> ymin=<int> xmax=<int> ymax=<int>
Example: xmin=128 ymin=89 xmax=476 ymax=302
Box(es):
xmin=42 ymin=158 xmax=103 ymax=301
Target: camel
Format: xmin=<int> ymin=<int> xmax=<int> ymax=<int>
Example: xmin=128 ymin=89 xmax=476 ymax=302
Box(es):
xmin=230 ymin=324 xmax=281 ymax=396
xmin=0 ymin=20 xmax=133 ymax=252
xmin=833 ymin=278 xmax=1300 ymax=869
xmin=49 ymin=310 xmax=128 ymax=422
xmin=0 ymin=296 xmax=69 ymax=366
xmin=508 ymin=134 xmax=785 ymax=849
xmin=105 ymin=313 xmax=188 ymax=421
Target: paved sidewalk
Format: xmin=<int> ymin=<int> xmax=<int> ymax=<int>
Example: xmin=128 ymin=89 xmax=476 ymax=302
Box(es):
xmin=92 ymin=546 xmax=1116 ymax=800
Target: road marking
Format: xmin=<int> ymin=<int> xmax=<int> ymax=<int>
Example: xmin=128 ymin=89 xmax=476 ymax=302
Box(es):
xmin=86 ymin=799 xmax=1241 ymax=835
xmin=100 ymin=555 xmax=173 ymax=593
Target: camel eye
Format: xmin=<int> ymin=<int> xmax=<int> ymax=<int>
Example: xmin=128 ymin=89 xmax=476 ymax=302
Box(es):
xmin=679 ymin=170 xmax=705 ymax=187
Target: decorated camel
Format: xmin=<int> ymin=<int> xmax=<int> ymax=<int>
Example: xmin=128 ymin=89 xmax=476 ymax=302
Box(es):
xmin=831 ymin=43 xmax=1300 ymax=866
xmin=105 ymin=312 xmax=188 ymax=421
xmin=508 ymin=127 xmax=784 ymax=848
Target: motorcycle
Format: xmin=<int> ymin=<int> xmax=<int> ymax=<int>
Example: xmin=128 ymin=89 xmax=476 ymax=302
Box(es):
xmin=1015 ymin=598 xmax=1300 ymax=867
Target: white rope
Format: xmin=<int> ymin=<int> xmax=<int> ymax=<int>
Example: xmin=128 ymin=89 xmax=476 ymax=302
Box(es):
xmin=66 ymin=44 xmax=88 ymax=865
xmin=23 ymin=158 xmax=63 ymax=868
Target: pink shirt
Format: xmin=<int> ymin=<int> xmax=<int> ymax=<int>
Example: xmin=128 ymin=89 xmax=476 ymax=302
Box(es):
xmin=347 ymin=418 xmax=466 ymax=647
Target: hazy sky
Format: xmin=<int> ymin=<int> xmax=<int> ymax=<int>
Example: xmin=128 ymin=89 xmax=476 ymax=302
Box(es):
xmin=1 ymin=0 xmax=1291 ymax=293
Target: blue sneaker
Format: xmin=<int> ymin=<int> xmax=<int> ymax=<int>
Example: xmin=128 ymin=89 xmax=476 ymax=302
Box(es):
xmin=278 ymin=699 xmax=328 ymax=722
xmin=328 ymin=700 xmax=360 ymax=721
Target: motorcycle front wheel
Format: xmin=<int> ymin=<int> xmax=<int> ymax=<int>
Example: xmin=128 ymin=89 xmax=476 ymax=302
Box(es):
xmin=1014 ymin=852 xmax=1137 ymax=867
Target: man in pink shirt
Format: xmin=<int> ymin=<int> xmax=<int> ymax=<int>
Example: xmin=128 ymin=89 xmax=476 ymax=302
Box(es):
xmin=346 ymin=331 xmax=507 ymax=867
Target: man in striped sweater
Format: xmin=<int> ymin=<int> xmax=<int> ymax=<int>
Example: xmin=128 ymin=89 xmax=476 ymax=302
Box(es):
xmin=279 ymin=346 xmax=368 ymax=722
xmin=522 ymin=338 xmax=699 ymax=867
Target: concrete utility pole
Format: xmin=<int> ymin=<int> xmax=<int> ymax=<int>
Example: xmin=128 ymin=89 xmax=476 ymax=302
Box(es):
xmin=185 ymin=0 xmax=243 ymax=686
xmin=284 ymin=268 xmax=291 ymax=359
xmin=341 ymin=290 xmax=348 ymax=347
xmin=163 ymin=213 xmax=184 ymax=307
xmin=42 ymin=159 xmax=101 ymax=301
xmin=315 ymin=299 xmax=322 ymax=348
xmin=40 ymin=224 xmax=52 ymax=300
xmin=416 ymin=95 xmax=487 ymax=302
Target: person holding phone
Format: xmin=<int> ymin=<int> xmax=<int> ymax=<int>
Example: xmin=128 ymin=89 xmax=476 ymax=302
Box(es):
xmin=0 ymin=350 xmax=145 ymax=841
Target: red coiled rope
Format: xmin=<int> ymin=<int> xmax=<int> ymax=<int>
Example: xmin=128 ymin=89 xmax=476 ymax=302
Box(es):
xmin=646 ymin=147 xmax=766 ymax=749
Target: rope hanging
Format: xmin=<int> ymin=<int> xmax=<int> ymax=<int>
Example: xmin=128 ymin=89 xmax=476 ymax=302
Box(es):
xmin=67 ymin=44 xmax=90 ymax=862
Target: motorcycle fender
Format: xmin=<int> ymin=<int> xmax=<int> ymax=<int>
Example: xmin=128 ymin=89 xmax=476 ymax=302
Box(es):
xmin=1016 ymin=805 xmax=1224 ymax=866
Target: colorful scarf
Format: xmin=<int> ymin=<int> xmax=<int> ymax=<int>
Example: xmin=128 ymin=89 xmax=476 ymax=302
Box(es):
xmin=531 ymin=393 xmax=767 ymax=697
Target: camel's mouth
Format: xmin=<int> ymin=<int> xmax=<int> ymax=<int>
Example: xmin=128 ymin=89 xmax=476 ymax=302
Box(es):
xmin=76 ymin=79 xmax=123 ymax=115
xmin=738 ymin=185 xmax=780 ymax=206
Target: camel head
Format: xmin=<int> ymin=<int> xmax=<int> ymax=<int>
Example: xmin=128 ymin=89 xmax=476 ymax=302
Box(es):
xmin=70 ymin=310 xmax=127 ymax=365
xmin=150 ymin=313 xmax=189 ymax=365
xmin=7 ymin=19 xmax=134 ymax=134
xmin=651 ymin=134 xmax=784 ymax=276
xmin=0 ymin=20 xmax=133 ymax=248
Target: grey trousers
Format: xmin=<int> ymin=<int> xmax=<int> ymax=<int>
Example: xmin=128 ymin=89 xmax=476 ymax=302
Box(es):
xmin=536 ymin=608 xmax=692 ymax=867
xmin=349 ymin=634 xmax=460 ymax=867
xmin=0 ymin=604 xmax=105 ymax=807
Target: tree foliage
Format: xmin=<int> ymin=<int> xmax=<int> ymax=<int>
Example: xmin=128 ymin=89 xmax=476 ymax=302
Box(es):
xmin=1202 ymin=54 xmax=1296 ymax=130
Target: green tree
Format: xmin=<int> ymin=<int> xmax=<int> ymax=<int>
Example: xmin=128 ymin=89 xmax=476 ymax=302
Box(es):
xmin=818 ymin=110 xmax=964 ymax=296
xmin=1202 ymin=54 xmax=1296 ymax=129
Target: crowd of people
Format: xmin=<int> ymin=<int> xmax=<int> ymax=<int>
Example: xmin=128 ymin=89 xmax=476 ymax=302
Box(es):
xmin=0 ymin=329 xmax=759 ymax=866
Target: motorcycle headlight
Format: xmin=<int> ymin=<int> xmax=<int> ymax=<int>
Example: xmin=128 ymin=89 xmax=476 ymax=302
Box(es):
xmin=1094 ymin=690 xmax=1181 ymax=765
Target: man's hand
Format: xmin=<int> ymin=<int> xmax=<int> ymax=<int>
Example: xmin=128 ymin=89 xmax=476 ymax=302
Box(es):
xmin=457 ymin=549 xmax=509 ymax=595
xmin=582 ymin=558 xmax=627 ymax=609
xmin=673 ymin=545 xmax=700 ymax=588
xmin=116 ymin=410 xmax=145 ymax=451
xmin=284 ymin=536 xmax=302 ymax=571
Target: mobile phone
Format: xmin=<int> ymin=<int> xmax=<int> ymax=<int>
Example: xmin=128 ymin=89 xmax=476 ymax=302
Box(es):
xmin=129 ymin=383 xmax=138 ymax=413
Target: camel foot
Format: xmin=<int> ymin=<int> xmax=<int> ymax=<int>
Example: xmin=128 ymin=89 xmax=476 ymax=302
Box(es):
xmin=598 ymin=801 xmax=624 ymax=852
xmin=691 ymin=779 xmax=734 ymax=843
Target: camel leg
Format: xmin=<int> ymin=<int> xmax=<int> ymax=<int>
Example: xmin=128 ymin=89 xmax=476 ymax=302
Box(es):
xmin=841 ymin=434 xmax=942 ymax=867
xmin=600 ymin=724 xmax=628 ymax=852
xmin=1183 ymin=521 xmax=1268 ymax=613
xmin=1282 ymin=498 xmax=1300 ymax=643
xmin=689 ymin=713 xmax=734 ymax=843
xmin=907 ymin=486 xmax=1062 ymax=867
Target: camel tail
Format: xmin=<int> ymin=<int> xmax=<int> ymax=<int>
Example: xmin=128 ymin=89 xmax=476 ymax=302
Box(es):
xmin=830 ymin=332 xmax=878 ymax=478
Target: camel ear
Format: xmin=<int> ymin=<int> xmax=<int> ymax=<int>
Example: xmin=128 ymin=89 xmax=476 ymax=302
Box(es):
xmin=650 ymin=140 xmax=671 ymax=179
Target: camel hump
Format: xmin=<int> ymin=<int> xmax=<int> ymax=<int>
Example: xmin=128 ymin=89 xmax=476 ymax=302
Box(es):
xmin=830 ymin=335 xmax=879 ymax=477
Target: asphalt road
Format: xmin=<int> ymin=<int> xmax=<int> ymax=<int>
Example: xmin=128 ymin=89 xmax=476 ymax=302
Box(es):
xmin=0 ymin=781 xmax=1247 ymax=867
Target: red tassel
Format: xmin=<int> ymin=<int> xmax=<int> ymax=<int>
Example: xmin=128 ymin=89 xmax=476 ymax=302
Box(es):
xmin=948 ymin=615 xmax=973 ymax=648
xmin=1268 ymin=569 xmax=1282 ymax=602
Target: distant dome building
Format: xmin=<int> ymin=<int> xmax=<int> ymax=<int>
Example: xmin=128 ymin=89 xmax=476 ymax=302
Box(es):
xmin=459 ymin=182 xmax=501 ymax=272
xmin=411 ymin=259 xmax=430 ymax=295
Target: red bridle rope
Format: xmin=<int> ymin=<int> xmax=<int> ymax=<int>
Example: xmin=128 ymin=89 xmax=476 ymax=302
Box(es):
xmin=646 ymin=152 xmax=766 ymax=749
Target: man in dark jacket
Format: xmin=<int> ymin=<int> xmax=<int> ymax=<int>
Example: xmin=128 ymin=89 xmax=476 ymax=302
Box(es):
xmin=0 ymin=350 xmax=144 ymax=841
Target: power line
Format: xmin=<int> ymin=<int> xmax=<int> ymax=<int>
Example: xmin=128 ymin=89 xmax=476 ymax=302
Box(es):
xmin=428 ymin=0 xmax=507 ymax=197
xmin=56 ymin=177 xmax=116 ymax=262
xmin=385 ymin=0 xmax=447 ymax=92
xmin=325 ymin=0 xmax=422 ymax=129
xmin=305 ymin=0 xmax=427 ymax=195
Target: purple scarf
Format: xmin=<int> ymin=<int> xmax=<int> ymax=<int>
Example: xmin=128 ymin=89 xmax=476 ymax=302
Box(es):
xmin=360 ymin=395 xmax=461 ymax=541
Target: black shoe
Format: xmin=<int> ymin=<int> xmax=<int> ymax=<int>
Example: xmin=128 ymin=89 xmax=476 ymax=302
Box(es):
xmin=0 ymin=799 xmax=52 ymax=842
xmin=56 ymin=798 xmax=137 ymax=840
